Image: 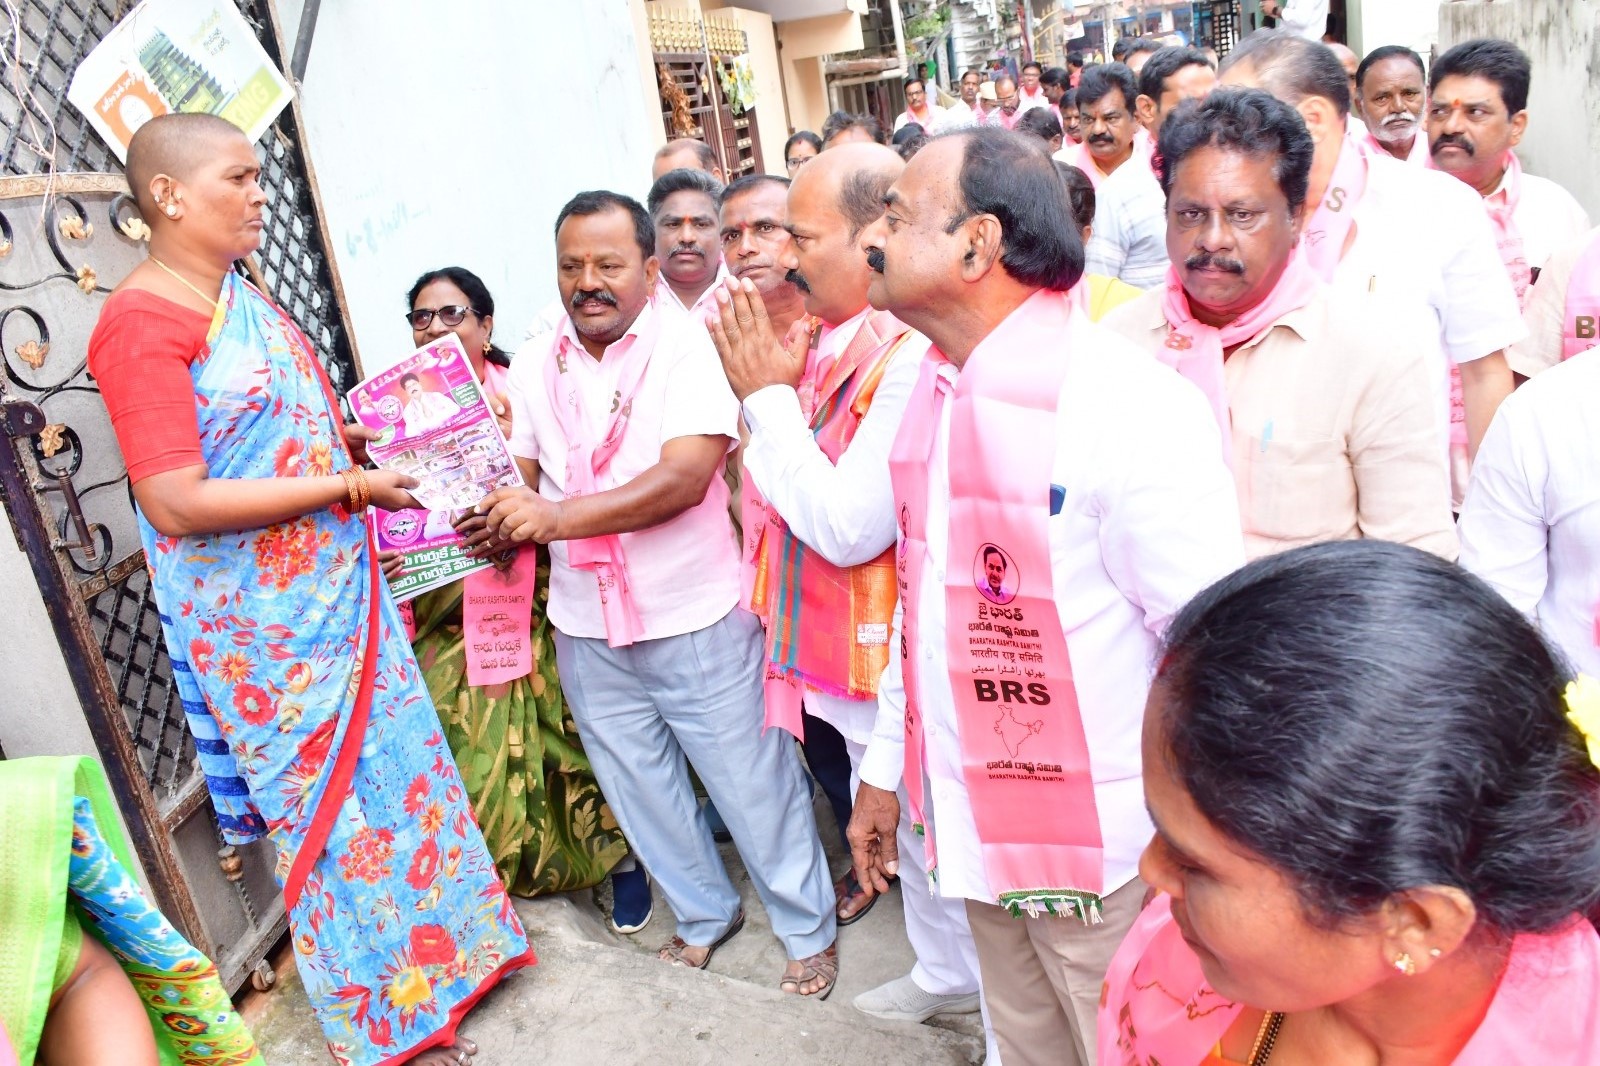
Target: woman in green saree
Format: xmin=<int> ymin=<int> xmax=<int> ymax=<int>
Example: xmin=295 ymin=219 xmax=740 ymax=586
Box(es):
xmin=391 ymin=267 xmax=632 ymax=901
xmin=0 ymin=756 xmax=262 ymax=1066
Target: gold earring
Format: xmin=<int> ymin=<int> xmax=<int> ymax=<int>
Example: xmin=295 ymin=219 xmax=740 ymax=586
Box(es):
xmin=1393 ymin=953 xmax=1416 ymax=976
xmin=482 ymin=340 xmax=491 ymax=354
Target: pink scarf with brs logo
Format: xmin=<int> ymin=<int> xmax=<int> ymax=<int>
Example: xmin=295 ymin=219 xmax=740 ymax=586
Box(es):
xmin=1484 ymin=153 xmax=1533 ymax=308
xmin=1100 ymin=894 xmax=1600 ymax=1065
xmin=543 ymin=304 xmax=658 ymax=646
xmin=889 ymin=288 xmax=1104 ymax=919
xmin=1562 ymin=229 xmax=1600 ymax=362
xmin=1300 ymin=137 xmax=1368 ymax=282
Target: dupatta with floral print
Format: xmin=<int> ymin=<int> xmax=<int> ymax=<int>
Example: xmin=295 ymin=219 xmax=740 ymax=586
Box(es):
xmin=136 ymin=274 xmax=531 ymax=1066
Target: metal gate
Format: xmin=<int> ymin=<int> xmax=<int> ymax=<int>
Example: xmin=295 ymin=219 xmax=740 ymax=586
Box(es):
xmin=650 ymin=6 xmax=764 ymax=179
xmin=1195 ymin=0 xmax=1242 ymax=58
xmin=0 ymin=0 xmax=359 ymax=992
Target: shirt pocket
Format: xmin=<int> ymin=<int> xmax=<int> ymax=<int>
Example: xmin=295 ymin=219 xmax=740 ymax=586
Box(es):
xmin=1237 ymin=434 xmax=1353 ymax=546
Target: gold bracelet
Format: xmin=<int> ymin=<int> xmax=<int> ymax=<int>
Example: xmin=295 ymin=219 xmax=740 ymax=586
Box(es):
xmin=352 ymin=467 xmax=371 ymax=513
xmin=339 ymin=468 xmax=362 ymax=514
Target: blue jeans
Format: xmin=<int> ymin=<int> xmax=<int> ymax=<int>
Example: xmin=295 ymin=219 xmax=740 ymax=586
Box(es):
xmin=555 ymin=608 xmax=836 ymax=958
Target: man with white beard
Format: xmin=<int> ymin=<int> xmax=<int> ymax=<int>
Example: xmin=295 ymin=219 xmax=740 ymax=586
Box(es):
xmin=1354 ymin=45 xmax=1428 ymax=165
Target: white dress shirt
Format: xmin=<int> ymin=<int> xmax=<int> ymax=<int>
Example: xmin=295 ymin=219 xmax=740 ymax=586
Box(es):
xmin=859 ymin=318 xmax=1246 ymax=904
xmin=740 ymin=323 xmax=930 ymax=742
xmin=655 ymin=261 xmax=732 ymax=327
xmin=506 ymin=299 xmax=742 ymax=642
xmin=1492 ymin=165 xmax=1592 ymax=278
xmin=1335 ymin=150 xmax=1528 ymax=506
xmin=1274 ymin=0 xmax=1329 ymax=39
xmin=1459 ymin=348 xmax=1600 ymax=677
xmin=1336 ymin=152 xmax=1525 ymax=368
xmin=1084 ymin=161 xmax=1169 ymax=290
xmin=934 ymin=100 xmax=980 ymax=132
xmin=741 ymin=324 xmax=928 ymax=570
xmin=894 ymin=104 xmax=946 ymax=132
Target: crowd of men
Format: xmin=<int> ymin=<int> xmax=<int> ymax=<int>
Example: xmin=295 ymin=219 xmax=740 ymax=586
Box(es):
xmin=504 ymin=27 xmax=1598 ymax=1066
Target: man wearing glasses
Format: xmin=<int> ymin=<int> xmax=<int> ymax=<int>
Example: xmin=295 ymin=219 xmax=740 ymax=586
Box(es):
xmin=982 ymin=75 xmax=1026 ymax=131
xmin=893 ymin=77 xmax=945 ymax=133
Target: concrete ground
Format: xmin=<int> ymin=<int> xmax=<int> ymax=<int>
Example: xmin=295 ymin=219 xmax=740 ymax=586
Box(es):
xmin=246 ymin=791 xmax=985 ymax=1064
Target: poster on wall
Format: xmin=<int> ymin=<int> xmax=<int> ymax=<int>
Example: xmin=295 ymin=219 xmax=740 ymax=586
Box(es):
xmin=67 ymin=0 xmax=293 ymax=162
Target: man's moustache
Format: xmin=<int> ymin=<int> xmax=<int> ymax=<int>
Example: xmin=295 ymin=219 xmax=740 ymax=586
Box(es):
xmin=1431 ymin=134 xmax=1474 ymax=157
xmin=1184 ymin=252 xmax=1245 ymax=275
xmin=785 ymin=267 xmax=812 ymax=293
xmin=1088 ymin=134 xmax=1114 ymax=145
xmin=670 ymin=245 xmax=705 ymax=258
xmin=570 ymin=289 xmax=618 ymax=308
xmin=865 ymin=247 xmax=886 ymax=274
xmin=1382 ymin=113 xmax=1418 ymax=129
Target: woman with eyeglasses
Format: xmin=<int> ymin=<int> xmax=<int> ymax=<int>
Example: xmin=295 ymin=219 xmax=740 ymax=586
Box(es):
xmin=783 ymin=130 xmax=822 ymax=174
xmin=396 ymin=267 xmax=631 ymax=906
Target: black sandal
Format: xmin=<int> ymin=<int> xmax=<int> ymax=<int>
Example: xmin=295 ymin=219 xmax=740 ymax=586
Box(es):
xmin=835 ymin=870 xmax=878 ymax=926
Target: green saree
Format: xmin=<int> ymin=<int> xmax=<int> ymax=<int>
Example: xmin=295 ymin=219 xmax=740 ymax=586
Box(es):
xmin=409 ymin=552 xmax=627 ymax=896
xmin=0 ymin=756 xmax=262 ymax=1065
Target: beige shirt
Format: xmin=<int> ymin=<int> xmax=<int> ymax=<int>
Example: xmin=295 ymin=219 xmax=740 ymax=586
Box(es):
xmin=1507 ymin=225 xmax=1600 ymax=378
xmin=1101 ymin=287 xmax=1458 ymax=561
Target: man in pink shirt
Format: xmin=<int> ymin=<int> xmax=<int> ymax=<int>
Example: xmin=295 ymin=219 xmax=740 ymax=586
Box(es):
xmin=469 ymin=190 xmax=838 ymax=997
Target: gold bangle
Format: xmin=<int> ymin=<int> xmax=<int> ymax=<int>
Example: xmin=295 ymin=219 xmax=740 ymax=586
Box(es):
xmin=339 ymin=468 xmax=361 ymax=513
xmin=352 ymin=467 xmax=371 ymax=513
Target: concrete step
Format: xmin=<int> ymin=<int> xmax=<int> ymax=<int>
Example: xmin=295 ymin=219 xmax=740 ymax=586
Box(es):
xmin=250 ymin=894 xmax=981 ymax=1064
xmin=247 ymin=793 xmax=986 ymax=1064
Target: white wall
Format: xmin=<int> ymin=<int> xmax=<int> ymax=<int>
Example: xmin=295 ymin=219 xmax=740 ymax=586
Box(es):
xmin=1438 ymin=0 xmax=1600 ymax=221
xmin=276 ymin=0 xmax=661 ymax=368
xmin=1350 ymin=0 xmax=1439 ymax=56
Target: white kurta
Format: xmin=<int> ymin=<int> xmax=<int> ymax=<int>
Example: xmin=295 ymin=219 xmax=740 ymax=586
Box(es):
xmin=1459 ymin=348 xmax=1600 ymax=677
xmin=858 ymin=316 xmax=1246 ymax=905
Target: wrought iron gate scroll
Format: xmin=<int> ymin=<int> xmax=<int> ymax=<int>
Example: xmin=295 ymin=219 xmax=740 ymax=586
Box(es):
xmin=0 ymin=0 xmax=360 ymax=992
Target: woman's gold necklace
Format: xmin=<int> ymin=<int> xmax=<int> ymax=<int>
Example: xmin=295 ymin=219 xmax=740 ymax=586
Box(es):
xmin=148 ymin=257 xmax=221 ymax=311
xmin=1248 ymin=1011 xmax=1286 ymax=1065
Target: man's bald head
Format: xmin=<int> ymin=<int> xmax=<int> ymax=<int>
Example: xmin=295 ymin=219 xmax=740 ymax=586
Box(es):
xmin=789 ymin=141 xmax=903 ymax=239
xmin=652 ymin=138 xmax=723 ymax=182
xmin=1328 ymin=41 xmax=1359 ymax=106
xmin=125 ymin=113 xmax=249 ymax=216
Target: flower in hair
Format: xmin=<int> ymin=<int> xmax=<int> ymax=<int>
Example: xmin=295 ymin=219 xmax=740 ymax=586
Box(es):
xmin=1563 ymin=675 xmax=1600 ymax=768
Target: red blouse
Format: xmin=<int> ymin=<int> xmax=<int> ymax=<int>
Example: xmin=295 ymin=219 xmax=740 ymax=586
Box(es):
xmin=87 ymin=289 xmax=211 ymax=484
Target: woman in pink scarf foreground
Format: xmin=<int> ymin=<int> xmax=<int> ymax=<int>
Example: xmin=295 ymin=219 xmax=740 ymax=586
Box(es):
xmin=1100 ymin=540 xmax=1600 ymax=1065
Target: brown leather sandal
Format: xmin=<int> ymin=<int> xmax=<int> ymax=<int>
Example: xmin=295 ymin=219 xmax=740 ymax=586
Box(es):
xmin=656 ymin=908 xmax=745 ymax=970
xmin=779 ymin=943 xmax=839 ymax=999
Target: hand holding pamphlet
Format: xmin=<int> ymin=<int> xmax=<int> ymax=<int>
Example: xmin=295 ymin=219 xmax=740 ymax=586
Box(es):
xmin=348 ymin=334 xmax=523 ymax=602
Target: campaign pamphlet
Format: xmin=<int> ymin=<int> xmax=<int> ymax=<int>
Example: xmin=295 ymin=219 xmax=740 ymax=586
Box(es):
xmin=350 ymin=334 xmax=524 ymax=602
xmin=67 ymin=0 xmax=294 ymax=163
xmin=367 ymin=505 xmax=488 ymax=604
